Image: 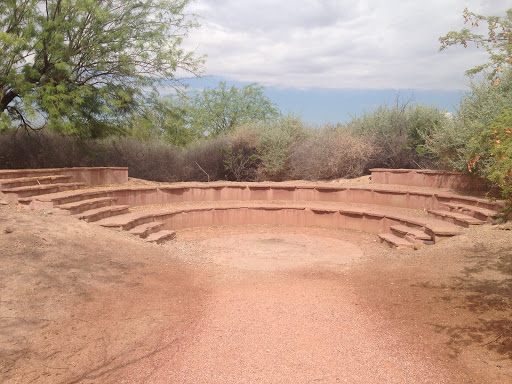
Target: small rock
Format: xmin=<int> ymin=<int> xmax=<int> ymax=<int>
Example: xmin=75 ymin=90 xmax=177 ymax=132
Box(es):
xmin=4 ymin=227 xmax=13 ymax=234
xmin=496 ymin=222 xmax=512 ymax=231
xmin=0 ymin=199 xmax=8 ymax=205
xmin=414 ymin=241 xmax=424 ymax=250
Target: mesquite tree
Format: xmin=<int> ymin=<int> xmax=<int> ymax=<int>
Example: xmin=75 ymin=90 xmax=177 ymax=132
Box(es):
xmin=0 ymin=0 xmax=203 ymax=137
xmin=439 ymin=7 xmax=512 ymax=84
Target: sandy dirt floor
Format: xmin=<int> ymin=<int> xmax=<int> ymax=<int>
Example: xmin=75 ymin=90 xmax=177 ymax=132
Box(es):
xmin=1 ymin=202 xmax=511 ymax=383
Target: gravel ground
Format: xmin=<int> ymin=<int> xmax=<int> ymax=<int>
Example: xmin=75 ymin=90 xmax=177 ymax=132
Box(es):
xmin=1 ymin=191 xmax=511 ymax=383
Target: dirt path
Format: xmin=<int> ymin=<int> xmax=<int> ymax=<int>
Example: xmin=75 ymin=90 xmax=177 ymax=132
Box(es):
xmin=1 ymin=205 xmax=511 ymax=383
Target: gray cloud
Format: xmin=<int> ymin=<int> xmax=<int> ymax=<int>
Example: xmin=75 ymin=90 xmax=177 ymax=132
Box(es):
xmin=185 ymin=0 xmax=510 ymax=90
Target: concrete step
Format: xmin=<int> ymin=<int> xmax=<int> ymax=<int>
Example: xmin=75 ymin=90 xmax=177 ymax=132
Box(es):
xmin=1 ymin=182 xmax=86 ymax=202
xmin=0 ymin=175 xmax=72 ymax=189
xmin=20 ymin=189 xmax=111 ymax=208
xmin=0 ymin=169 xmax=58 ymax=180
xmin=145 ymin=230 xmax=176 ymax=244
xmin=428 ymin=209 xmax=486 ymax=227
xmin=55 ymin=197 xmax=118 ymax=215
xmin=439 ymin=202 xmax=499 ymax=222
xmin=441 ymin=195 xmax=506 ymax=212
xmin=378 ymin=233 xmax=414 ymax=250
xmin=389 ymin=224 xmax=432 ymax=242
xmin=97 ymin=210 xmax=161 ymax=231
xmin=76 ymin=205 xmax=130 ymax=223
xmin=128 ymin=221 xmax=166 ymax=238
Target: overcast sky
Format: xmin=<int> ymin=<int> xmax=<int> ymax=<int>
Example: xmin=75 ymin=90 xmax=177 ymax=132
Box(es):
xmin=183 ymin=1 xmax=510 ymax=122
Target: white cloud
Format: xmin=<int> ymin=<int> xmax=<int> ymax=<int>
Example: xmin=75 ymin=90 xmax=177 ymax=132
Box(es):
xmin=185 ymin=0 xmax=510 ymax=90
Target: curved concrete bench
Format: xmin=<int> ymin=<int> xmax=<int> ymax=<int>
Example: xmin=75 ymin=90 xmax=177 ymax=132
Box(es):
xmin=370 ymin=168 xmax=489 ymax=191
xmin=96 ymin=203 xmax=461 ymax=245
xmin=25 ymin=182 xmax=505 ymax=212
xmin=0 ymin=167 xmax=128 ymax=187
xmin=14 ymin=178 xmax=507 ymax=249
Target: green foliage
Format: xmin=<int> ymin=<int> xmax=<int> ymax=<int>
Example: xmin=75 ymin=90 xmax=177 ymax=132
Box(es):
xmin=425 ymin=67 xmax=512 ymax=171
xmin=440 ymin=8 xmax=512 ymax=81
xmin=183 ymin=82 xmax=279 ymax=137
xmin=346 ymin=99 xmax=448 ymax=168
xmin=243 ymin=115 xmax=307 ymax=180
xmin=476 ymin=110 xmax=512 ymax=205
xmin=222 ymin=146 xmax=259 ymax=182
xmin=0 ymin=0 xmax=203 ymax=136
xmin=127 ymin=94 xmax=198 ymax=146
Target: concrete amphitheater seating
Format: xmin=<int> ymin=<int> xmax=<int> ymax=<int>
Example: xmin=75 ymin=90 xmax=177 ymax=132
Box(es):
xmin=0 ymin=167 xmax=506 ymax=249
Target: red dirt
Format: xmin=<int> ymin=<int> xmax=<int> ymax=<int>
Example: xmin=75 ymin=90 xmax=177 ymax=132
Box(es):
xmin=1 ymin=203 xmax=511 ymax=383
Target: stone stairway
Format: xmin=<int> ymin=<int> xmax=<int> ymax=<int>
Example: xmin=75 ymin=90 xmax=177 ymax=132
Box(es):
xmin=0 ymin=172 xmax=172 ymax=244
xmin=378 ymin=225 xmax=434 ymax=250
xmin=0 ymin=173 xmax=86 ymax=203
xmin=2 ymin=167 xmax=508 ymax=248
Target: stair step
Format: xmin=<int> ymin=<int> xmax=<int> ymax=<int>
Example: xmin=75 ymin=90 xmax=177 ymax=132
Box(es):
xmin=1 ymin=182 xmax=86 ymax=201
xmin=128 ymin=221 xmax=166 ymax=238
xmin=378 ymin=233 xmax=414 ymax=249
xmin=428 ymin=209 xmax=486 ymax=227
xmin=145 ymin=230 xmax=176 ymax=244
xmin=390 ymin=225 xmax=432 ymax=241
xmin=97 ymin=210 xmax=160 ymax=230
xmin=440 ymin=202 xmax=499 ymax=222
xmin=56 ymin=197 xmax=118 ymax=215
xmin=76 ymin=205 xmax=130 ymax=222
xmin=0 ymin=175 xmax=72 ymax=189
xmin=20 ymin=190 xmax=111 ymax=207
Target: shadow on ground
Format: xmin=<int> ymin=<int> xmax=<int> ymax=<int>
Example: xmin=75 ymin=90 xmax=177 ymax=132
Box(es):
xmin=416 ymin=242 xmax=512 ymax=359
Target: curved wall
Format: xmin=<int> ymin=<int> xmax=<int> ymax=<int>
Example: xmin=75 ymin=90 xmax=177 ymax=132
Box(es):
xmin=114 ymin=204 xmax=457 ymax=243
xmin=370 ymin=168 xmax=489 ymax=191
xmin=0 ymin=167 xmax=128 ymax=186
xmin=105 ymin=183 xmax=503 ymax=212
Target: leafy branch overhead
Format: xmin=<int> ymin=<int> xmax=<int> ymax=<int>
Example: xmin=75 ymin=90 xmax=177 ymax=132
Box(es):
xmin=439 ymin=7 xmax=512 ymax=83
xmin=0 ymin=0 xmax=203 ymax=136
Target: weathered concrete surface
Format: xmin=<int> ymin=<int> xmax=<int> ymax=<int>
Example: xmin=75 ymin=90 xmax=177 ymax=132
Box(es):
xmin=0 ymin=167 xmax=128 ymax=186
xmin=370 ymin=168 xmax=489 ymax=191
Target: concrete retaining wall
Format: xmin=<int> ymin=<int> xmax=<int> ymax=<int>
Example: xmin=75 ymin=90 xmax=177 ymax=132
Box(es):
xmin=0 ymin=167 xmax=128 ymax=185
xmin=121 ymin=204 xmax=453 ymax=243
xmin=370 ymin=169 xmax=489 ymax=191
xmin=103 ymin=183 xmax=504 ymax=211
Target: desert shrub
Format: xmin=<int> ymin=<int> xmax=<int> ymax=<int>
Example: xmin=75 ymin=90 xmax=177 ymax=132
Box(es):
xmin=0 ymin=129 xmax=92 ymax=169
xmin=95 ymin=138 xmax=184 ymax=182
xmin=347 ymin=101 xmax=448 ymax=169
xmin=289 ymin=127 xmax=375 ymax=180
xmin=242 ymin=115 xmax=308 ymax=180
xmin=425 ymin=68 xmax=512 ymax=171
xmin=222 ymin=127 xmax=260 ymax=181
xmin=180 ymin=137 xmax=229 ymax=182
xmin=468 ymin=110 xmax=512 ymax=210
xmin=0 ymin=130 xmax=185 ymax=182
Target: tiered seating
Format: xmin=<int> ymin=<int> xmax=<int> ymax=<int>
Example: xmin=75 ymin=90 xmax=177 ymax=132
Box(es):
xmin=0 ymin=173 xmax=85 ymax=203
xmin=2 ymin=167 xmax=507 ymax=249
xmin=0 ymin=168 xmax=131 ymax=223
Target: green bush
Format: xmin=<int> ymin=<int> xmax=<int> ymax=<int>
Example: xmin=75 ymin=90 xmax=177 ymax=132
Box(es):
xmin=243 ymin=115 xmax=308 ymax=181
xmin=425 ymin=68 xmax=512 ymax=171
xmin=474 ymin=110 xmax=512 ymax=207
xmin=346 ymin=101 xmax=447 ymax=169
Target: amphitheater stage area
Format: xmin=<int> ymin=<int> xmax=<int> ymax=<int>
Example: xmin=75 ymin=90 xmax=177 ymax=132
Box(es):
xmin=1 ymin=167 xmax=511 ymax=383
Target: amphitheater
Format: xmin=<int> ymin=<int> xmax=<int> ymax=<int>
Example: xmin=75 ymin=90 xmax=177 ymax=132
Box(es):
xmin=3 ymin=166 xmax=512 ymax=383
xmin=0 ymin=166 xmax=506 ymax=249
